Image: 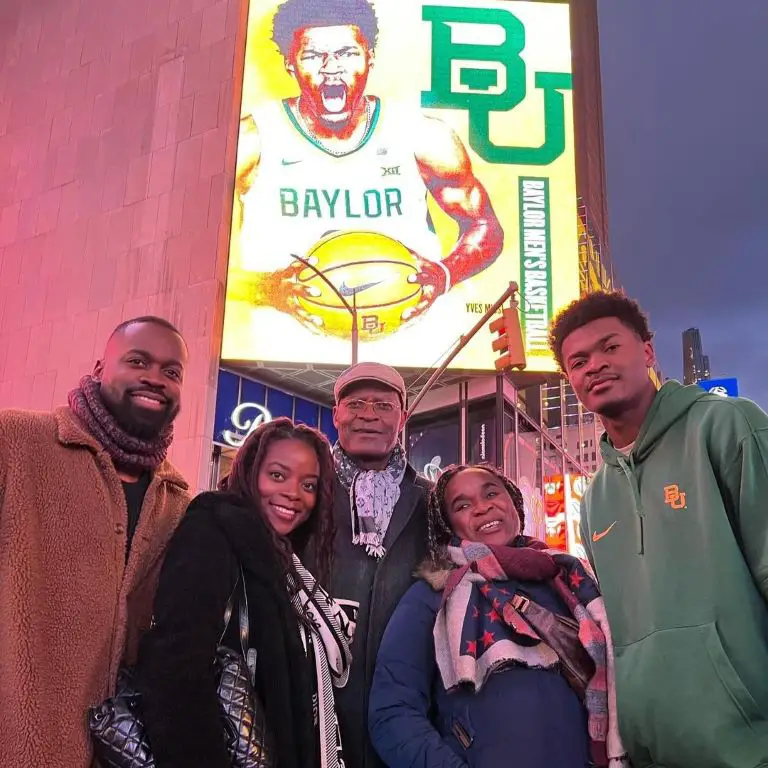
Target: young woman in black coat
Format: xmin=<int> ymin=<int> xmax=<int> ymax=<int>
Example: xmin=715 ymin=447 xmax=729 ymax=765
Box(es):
xmin=138 ymin=418 xmax=353 ymax=768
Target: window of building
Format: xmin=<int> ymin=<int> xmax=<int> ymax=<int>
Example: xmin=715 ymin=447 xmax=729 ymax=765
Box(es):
xmin=541 ymin=381 xmax=563 ymax=442
xmin=294 ymin=397 xmax=320 ymax=428
xmin=468 ymin=398 xmax=496 ymax=466
xmin=516 ymin=381 xmax=542 ymax=425
xmin=408 ymin=408 xmax=460 ymax=481
xmin=517 ymin=412 xmax=542 ymax=498
xmin=502 ymin=407 xmax=517 ymax=481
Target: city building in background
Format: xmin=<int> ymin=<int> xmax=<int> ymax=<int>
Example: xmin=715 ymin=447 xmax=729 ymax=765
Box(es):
xmin=0 ymin=0 xmax=614 ymax=558
xmin=682 ymin=327 xmax=709 ymax=384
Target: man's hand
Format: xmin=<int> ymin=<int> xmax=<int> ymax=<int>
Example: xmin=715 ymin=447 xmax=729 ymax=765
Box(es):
xmin=402 ymin=257 xmax=451 ymax=322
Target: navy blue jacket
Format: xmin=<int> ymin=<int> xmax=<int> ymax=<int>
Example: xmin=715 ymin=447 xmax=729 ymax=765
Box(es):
xmin=368 ymin=578 xmax=591 ymax=768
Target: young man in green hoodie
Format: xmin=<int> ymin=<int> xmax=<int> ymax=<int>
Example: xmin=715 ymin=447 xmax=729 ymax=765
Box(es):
xmin=549 ymin=291 xmax=768 ymax=768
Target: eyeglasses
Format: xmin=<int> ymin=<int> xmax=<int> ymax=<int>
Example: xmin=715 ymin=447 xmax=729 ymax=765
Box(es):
xmin=342 ymin=398 xmax=399 ymax=414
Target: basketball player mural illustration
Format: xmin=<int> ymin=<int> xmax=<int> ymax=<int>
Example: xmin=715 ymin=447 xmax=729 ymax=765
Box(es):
xmin=228 ymin=0 xmax=504 ymax=342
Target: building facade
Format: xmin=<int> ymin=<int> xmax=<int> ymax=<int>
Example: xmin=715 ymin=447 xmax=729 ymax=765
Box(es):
xmin=0 ymin=0 xmax=245 ymax=490
xmin=0 ymin=0 xmax=612 ymax=551
xmin=682 ymin=327 xmax=706 ymax=384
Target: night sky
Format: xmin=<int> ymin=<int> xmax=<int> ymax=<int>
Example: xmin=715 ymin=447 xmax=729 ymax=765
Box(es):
xmin=597 ymin=0 xmax=768 ymax=406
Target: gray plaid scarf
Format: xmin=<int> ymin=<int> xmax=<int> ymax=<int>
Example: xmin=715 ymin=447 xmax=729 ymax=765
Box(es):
xmin=333 ymin=443 xmax=407 ymax=559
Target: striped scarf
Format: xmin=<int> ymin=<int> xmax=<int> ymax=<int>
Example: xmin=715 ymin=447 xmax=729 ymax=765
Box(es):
xmin=436 ymin=538 xmax=618 ymax=767
xmin=290 ymin=555 xmax=353 ymax=768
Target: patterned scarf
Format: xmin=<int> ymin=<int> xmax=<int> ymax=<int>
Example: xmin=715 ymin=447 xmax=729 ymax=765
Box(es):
xmin=290 ymin=555 xmax=353 ymax=768
xmin=333 ymin=443 xmax=406 ymax=559
xmin=435 ymin=538 xmax=615 ymax=767
xmin=68 ymin=374 xmax=173 ymax=470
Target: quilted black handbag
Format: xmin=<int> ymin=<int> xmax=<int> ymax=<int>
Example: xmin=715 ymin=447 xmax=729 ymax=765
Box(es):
xmin=89 ymin=567 xmax=273 ymax=767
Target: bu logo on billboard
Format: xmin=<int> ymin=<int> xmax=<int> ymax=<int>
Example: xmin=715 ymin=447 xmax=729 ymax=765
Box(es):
xmin=422 ymin=5 xmax=573 ymax=165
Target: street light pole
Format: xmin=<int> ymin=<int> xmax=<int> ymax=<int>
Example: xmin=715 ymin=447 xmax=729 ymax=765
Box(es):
xmin=351 ymin=291 xmax=358 ymax=365
xmin=289 ymin=255 xmax=358 ymax=365
xmin=407 ymin=282 xmax=522 ymax=418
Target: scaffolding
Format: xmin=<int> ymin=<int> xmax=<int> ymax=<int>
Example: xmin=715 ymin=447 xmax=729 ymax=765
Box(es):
xmin=577 ymin=198 xmax=614 ymax=295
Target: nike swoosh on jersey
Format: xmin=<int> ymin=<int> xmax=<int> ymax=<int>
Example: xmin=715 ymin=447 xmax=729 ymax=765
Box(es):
xmin=592 ymin=521 xmax=618 ymax=543
xmin=281 ymin=158 xmax=302 ymax=166
xmin=338 ymin=280 xmax=384 ymax=297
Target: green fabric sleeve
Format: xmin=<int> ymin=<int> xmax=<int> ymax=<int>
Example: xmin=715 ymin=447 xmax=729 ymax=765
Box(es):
xmin=723 ymin=421 xmax=768 ymax=596
xmin=580 ymin=493 xmax=597 ymax=574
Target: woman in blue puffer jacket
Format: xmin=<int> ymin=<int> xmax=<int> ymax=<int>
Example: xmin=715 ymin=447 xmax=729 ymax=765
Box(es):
xmin=368 ymin=464 xmax=628 ymax=768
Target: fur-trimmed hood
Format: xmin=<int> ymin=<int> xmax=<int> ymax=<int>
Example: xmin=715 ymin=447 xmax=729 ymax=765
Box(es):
xmin=415 ymin=554 xmax=456 ymax=592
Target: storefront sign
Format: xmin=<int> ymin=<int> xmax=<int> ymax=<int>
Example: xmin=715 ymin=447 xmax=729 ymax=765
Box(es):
xmin=213 ymin=369 xmax=338 ymax=447
xmin=222 ymin=402 xmax=274 ymax=448
xmin=423 ymin=455 xmax=443 ymax=482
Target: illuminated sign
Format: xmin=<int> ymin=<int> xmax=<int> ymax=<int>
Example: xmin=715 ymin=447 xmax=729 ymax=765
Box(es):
xmin=213 ymin=369 xmax=338 ymax=446
xmin=222 ymin=402 xmax=274 ymax=447
xmin=564 ymin=473 xmax=588 ymax=562
xmin=544 ymin=475 xmax=566 ymax=551
xmin=222 ymin=0 xmax=578 ymax=373
xmin=544 ymin=473 xmax=588 ymax=560
xmin=519 ymin=475 xmax=544 ymax=540
xmin=423 ymin=455 xmax=443 ymax=483
xmin=698 ymin=378 xmax=739 ymax=398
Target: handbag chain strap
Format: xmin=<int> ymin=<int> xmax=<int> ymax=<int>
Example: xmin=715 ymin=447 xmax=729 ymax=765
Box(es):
xmin=219 ymin=565 xmax=258 ymax=685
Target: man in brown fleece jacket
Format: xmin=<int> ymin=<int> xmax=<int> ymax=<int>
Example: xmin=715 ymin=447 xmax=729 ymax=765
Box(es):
xmin=0 ymin=316 xmax=191 ymax=767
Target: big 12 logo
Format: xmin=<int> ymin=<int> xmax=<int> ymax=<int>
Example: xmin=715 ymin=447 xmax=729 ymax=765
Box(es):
xmin=421 ymin=4 xmax=573 ymax=166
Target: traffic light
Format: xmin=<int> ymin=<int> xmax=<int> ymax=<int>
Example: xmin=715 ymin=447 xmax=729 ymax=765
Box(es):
xmin=490 ymin=307 xmax=526 ymax=372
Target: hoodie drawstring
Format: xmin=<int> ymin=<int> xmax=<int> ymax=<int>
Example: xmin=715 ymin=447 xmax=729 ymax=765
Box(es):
xmin=617 ymin=455 xmax=645 ymax=555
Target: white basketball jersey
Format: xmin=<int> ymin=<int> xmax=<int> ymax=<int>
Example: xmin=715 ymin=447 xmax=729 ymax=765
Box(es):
xmin=239 ymin=98 xmax=442 ymax=272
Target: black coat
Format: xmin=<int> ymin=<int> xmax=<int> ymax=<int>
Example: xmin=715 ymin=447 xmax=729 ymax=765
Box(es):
xmin=137 ymin=492 xmax=316 ymax=768
xmin=313 ymin=465 xmax=431 ymax=768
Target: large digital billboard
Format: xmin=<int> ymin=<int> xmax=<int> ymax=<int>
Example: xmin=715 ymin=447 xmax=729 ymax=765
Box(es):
xmin=222 ymin=0 xmax=578 ymax=372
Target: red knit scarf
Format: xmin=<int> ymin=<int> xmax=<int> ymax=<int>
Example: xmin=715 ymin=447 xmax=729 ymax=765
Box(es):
xmin=68 ymin=375 xmax=173 ymax=470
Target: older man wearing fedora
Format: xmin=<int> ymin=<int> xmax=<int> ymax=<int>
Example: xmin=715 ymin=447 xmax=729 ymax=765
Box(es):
xmin=325 ymin=362 xmax=431 ymax=768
